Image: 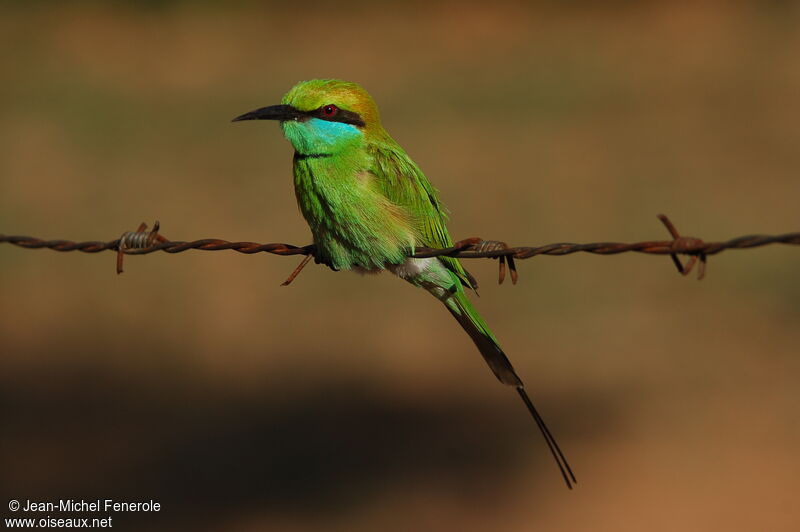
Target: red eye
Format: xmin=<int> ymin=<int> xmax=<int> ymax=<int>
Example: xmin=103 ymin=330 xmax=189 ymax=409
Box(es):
xmin=323 ymin=105 xmax=338 ymax=116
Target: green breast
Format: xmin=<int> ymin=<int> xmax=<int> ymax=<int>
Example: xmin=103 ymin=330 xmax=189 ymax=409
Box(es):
xmin=293 ymin=152 xmax=417 ymax=271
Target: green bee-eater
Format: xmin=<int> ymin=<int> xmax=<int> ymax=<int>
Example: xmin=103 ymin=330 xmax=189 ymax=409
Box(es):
xmin=234 ymin=79 xmax=575 ymax=488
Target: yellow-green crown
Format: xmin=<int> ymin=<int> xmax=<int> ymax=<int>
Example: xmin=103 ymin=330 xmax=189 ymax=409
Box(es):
xmin=282 ymin=79 xmax=381 ymax=128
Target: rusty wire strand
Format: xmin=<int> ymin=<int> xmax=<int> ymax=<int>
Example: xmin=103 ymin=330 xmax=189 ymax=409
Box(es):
xmin=1 ymin=215 xmax=799 ymax=282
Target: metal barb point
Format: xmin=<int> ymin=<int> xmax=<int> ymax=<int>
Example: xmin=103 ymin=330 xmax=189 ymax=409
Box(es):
xmin=657 ymin=214 xmax=706 ymax=280
xmin=473 ymin=240 xmax=519 ymax=285
xmin=452 ymin=237 xmax=483 ymax=250
xmin=281 ymin=254 xmax=313 ymax=286
xmin=116 ymin=221 xmax=167 ymax=275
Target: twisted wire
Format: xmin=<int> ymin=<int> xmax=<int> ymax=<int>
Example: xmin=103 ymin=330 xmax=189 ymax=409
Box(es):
xmin=2 ymin=215 xmax=798 ymax=280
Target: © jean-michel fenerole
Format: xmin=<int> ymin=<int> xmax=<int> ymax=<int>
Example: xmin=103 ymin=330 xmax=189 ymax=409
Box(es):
xmin=233 ymin=79 xmax=576 ymax=489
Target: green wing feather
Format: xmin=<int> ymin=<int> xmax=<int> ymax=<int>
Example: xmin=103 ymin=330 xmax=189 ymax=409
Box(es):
xmin=368 ymin=140 xmax=477 ymax=290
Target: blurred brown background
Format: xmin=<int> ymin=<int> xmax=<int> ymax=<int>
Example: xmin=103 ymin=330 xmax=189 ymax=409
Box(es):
xmin=1 ymin=1 xmax=799 ymax=531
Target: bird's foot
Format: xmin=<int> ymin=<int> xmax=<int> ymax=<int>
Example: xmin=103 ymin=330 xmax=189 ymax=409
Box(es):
xmin=313 ymin=253 xmax=339 ymax=272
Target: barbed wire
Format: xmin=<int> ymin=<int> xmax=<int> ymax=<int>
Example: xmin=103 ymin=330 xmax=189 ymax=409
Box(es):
xmin=1 ymin=215 xmax=798 ymax=285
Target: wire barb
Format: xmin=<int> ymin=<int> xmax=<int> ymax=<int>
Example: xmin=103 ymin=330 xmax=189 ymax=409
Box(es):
xmin=281 ymin=254 xmax=313 ymax=286
xmin=473 ymin=240 xmax=519 ymax=285
xmin=116 ymin=221 xmax=167 ymax=274
xmin=657 ymin=214 xmax=706 ymax=280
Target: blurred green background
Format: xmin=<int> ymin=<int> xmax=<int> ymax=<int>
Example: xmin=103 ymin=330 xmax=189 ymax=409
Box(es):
xmin=1 ymin=1 xmax=799 ymax=531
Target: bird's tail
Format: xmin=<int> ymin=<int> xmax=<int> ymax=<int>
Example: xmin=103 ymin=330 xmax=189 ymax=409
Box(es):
xmin=444 ymin=290 xmax=522 ymax=387
xmin=443 ymin=289 xmax=577 ymax=489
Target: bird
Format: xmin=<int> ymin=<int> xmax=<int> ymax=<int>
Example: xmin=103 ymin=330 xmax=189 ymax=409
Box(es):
xmin=233 ymin=79 xmax=576 ymax=488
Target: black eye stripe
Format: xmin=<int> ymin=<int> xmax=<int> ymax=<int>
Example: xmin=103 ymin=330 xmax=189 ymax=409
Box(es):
xmin=309 ymin=106 xmax=365 ymax=127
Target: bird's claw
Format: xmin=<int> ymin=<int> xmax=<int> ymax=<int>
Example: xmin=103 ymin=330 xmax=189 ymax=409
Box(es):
xmin=313 ymin=253 xmax=339 ymax=272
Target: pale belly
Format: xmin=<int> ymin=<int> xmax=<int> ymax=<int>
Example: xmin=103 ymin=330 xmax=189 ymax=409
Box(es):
xmin=387 ymin=257 xmax=437 ymax=280
xmin=351 ymin=257 xmax=436 ymax=278
xmin=354 ymin=257 xmax=455 ymax=302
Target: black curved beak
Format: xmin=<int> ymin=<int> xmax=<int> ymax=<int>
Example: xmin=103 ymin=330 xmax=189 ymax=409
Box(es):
xmin=232 ymin=104 xmax=305 ymax=123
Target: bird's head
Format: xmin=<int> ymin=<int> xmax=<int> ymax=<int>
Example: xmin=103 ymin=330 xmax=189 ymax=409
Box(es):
xmin=233 ymin=79 xmax=382 ymax=155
